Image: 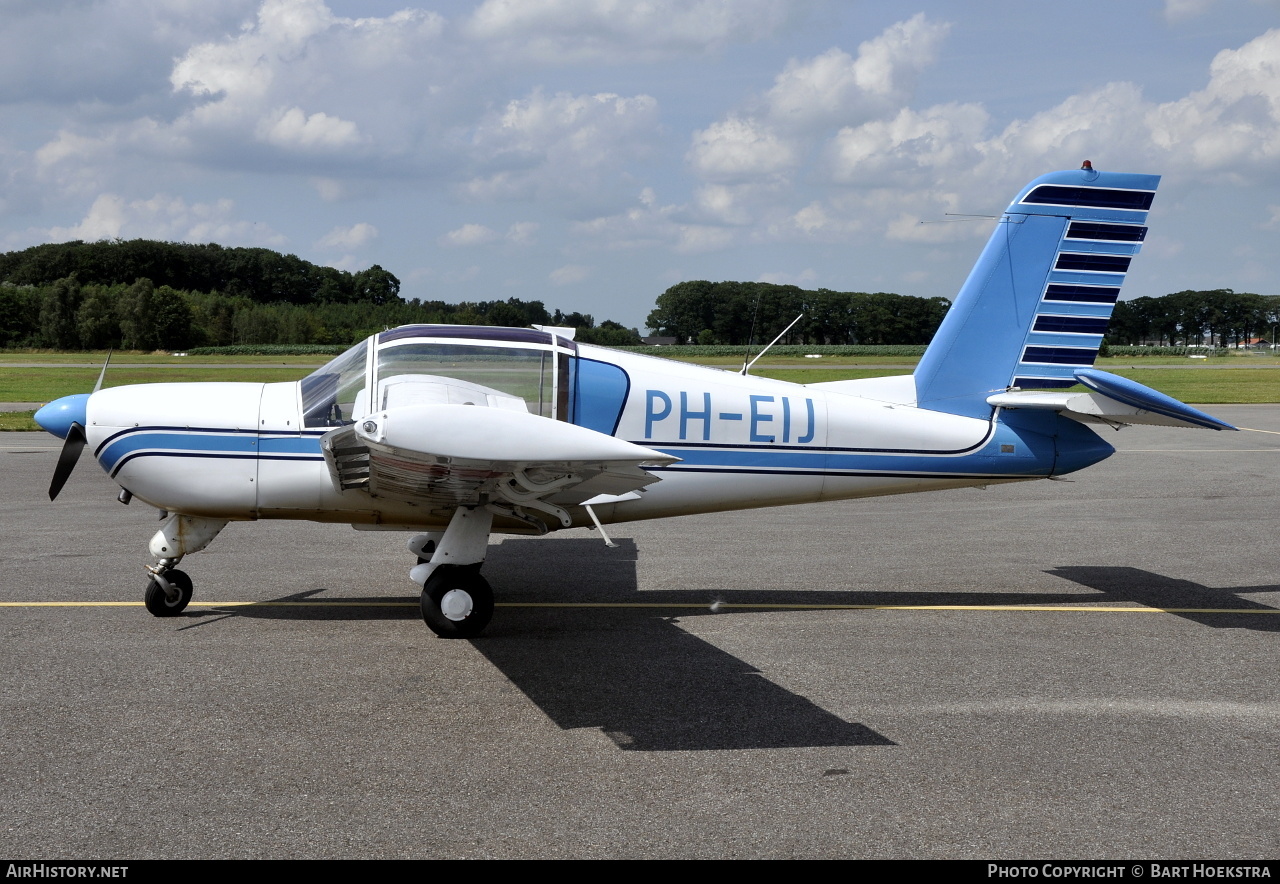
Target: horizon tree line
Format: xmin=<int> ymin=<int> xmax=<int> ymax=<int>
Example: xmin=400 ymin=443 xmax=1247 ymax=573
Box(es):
xmin=0 ymin=240 xmax=1271 ymax=351
xmin=0 ymin=276 xmax=643 ymax=350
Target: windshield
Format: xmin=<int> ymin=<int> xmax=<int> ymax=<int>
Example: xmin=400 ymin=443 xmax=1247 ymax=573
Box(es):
xmin=300 ymin=340 xmax=368 ymax=428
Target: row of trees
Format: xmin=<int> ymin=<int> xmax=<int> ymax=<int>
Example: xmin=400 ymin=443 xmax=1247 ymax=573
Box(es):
xmin=646 ymin=280 xmax=952 ymax=345
xmin=1108 ymin=289 xmax=1280 ymax=347
xmin=649 ymin=283 xmax=1280 ymax=350
xmin=0 ymin=239 xmax=644 ymax=349
xmin=0 ymin=277 xmax=642 ymax=350
xmin=0 ymin=240 xmax=401 ymax=305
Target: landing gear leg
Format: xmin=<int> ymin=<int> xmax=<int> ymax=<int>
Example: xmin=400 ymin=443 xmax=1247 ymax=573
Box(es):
xmin=408 ymin=532 xmax=444 ymax=565
xmin=410 ymin=507 xmax=494 ymax=638
xmin=142 ymin=515 xmax=227 ymax=619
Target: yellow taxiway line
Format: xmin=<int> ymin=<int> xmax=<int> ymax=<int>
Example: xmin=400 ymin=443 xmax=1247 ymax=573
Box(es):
xmin=0 ymin=601 xmax=1277 ymax=615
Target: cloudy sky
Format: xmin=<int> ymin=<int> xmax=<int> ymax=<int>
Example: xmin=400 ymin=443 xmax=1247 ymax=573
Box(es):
xmin=3 ymin=0 xmax=1280 ymax=330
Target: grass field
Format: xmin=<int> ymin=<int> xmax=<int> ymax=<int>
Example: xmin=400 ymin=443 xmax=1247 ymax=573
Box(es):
xmin=1099 ymin=368 xmax=1280 ymax=404
xmin=0 ymin=411 xmax=37 ymax=431
xmin=0 ymin=367 xmax=312 ymax=402
xmin=0 ymin=352 xmax=326 ymax=365
xmin=2 ymin=353 xmax=1274 ymax=431
xmin=754 ymin=368 xmax=913 ymax=384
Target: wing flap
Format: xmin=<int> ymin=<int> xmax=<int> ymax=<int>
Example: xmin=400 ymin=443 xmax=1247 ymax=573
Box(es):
xmin=322 ymin=405 xmax=677 ymax=523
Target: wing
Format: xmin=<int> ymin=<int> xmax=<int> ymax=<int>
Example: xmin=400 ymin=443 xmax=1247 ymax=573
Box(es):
xmin=322 ymin=403 xmax=678 ymax=532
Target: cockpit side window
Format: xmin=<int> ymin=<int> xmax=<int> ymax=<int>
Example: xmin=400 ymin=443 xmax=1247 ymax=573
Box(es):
xmin=376 ymin=343 xmax=554 ymax=418
xmin=301 ymin=329 xmax=576 ymax=428
xmin=300 ymin=340 xmax=368 ymax=428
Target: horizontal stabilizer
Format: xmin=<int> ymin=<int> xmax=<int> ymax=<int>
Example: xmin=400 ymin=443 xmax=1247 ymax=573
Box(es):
xmin=986 ymin=369 xmax=1235 ymax=431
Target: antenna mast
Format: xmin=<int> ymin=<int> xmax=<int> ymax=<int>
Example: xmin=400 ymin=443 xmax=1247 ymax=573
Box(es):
xmin=740 ymin=313 xmax=804 ymax=376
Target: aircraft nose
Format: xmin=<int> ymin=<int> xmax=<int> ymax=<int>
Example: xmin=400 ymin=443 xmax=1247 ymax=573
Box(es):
xmin=34 ymin=394 xmax=90 ymax=440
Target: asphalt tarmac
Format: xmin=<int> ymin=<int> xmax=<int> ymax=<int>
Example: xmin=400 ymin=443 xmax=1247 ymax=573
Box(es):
xmin=1 ymin=408 xmax=1278 ymax=859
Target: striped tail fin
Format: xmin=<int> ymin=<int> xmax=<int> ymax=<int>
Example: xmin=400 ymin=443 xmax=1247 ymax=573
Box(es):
xmin=913 ymin=168 xmax=1159 ymax=419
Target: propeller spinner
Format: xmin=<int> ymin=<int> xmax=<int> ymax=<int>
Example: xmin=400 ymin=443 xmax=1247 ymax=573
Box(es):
xmin=34 ymin=394 xmax=90 ymax=500
xmin=34 ymin=353 xmax=111 ymax=501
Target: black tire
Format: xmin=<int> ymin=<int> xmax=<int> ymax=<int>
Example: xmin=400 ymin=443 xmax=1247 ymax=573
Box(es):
xmin=144 ymin=569 xmax=193 ymax=617
xmin=420 ymin=565 xmax=493 ymax=638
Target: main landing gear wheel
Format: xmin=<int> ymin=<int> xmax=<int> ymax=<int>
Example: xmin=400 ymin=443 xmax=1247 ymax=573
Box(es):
xmin=420 ymin=566 xmax=493 ymax=639
xmin=143 ymin=569 xmax=193 ymax=617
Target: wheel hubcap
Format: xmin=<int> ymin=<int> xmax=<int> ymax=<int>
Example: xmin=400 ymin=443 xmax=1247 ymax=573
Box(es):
xmin=440 ymin=588 xmax=474 ymax=621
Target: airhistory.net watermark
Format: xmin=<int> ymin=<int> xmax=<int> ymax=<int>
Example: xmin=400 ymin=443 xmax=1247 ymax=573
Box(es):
xmin=6 ymin=866 xmax=128 ymax=878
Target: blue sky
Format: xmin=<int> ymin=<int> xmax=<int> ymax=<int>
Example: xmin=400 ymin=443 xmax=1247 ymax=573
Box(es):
xmin=3 ymin=0 xmax=1279 ymax=330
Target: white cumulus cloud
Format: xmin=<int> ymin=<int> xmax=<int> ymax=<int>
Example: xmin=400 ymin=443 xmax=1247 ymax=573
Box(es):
xmin=440 ymin=224 xmax=500 ymax=247
xmin=550 ymin=263 xmax=590 ymax=285
xmin=476 ymin=89 xmax=658 ymax=165
xmin=757 ymin=268 xmax=817 ymax=286
xmin=687 ymin=14 xmax=952 ymax=195
xmin=466 ymin=0 xmax=796 ymax=63
xmin=724 ymin=24 xmax=1280 ymax=252
xmin=1163 ymin=0 xmax=1221 ymax=22
xmin=316 ymin=222 xmax=378 ymax=250
xmin=466 ymin=88 xmax=661 ymax=205
xmin=688 ymin=116 xmax=797 ymax=182
xmin=506 ymin=222 xmax=540 ymax=244
xmin=45 ymin=192 xmax=285 ymax=246
xmin=257 ymin=106 xmax=363 ymax=149
xmin=164 ymin=0 xmax=444 ymax=162
xmin=573 ymin=188 xmax=739 ymax=253
xmin=1146 ymin=29 xmax=1280 ymax=171
xmin=827 ymin=103 xmax=989 ymax=185
xmin=764 ymin=15 xmax=950 ymax=131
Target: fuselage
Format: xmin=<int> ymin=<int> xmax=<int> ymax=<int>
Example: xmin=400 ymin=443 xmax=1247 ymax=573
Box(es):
xmin=65 ymin=334 xmax=1114 ymax=531
xmin=26 ymin=170 xmax=1213 ymax=637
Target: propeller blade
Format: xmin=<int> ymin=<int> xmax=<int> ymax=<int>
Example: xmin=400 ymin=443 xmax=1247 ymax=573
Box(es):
xmin=49 ymin=422 xmax=86 ymax=501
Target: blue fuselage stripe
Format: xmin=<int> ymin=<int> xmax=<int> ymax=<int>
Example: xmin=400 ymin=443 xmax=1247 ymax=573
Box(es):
xmin=97 ymin=427 xmax=1052 ymax=483
xmin=99 ymin=429 xmax=324 ymax=474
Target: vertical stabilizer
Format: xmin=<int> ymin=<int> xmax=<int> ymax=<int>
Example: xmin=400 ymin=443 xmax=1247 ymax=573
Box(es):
xmin=913 ymin=168 xmax=1159 ymax=419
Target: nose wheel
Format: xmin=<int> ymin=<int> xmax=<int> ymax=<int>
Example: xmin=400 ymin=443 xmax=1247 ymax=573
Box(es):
xmin=143 ymin=569 xmax=193 ymax=617
xmin=421 ymin=566 xmax=493 ymax=638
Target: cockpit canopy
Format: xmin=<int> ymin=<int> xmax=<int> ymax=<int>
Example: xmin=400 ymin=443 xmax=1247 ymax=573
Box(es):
xmin=300 ymin=325 xmax=576 ymax=429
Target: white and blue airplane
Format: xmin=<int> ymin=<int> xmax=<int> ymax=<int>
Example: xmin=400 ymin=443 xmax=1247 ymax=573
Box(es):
xmin=34 ymin=167 xmax=1234 ymax=637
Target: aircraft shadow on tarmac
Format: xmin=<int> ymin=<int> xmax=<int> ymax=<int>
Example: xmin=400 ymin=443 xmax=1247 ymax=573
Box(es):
xmin=183 ymin=537 xmax=899 ymax=751
xmin=175 ymin=540 xmax=1279 ymax=751
xmin=1048 ymin=566 xmax=1280 ymax=633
